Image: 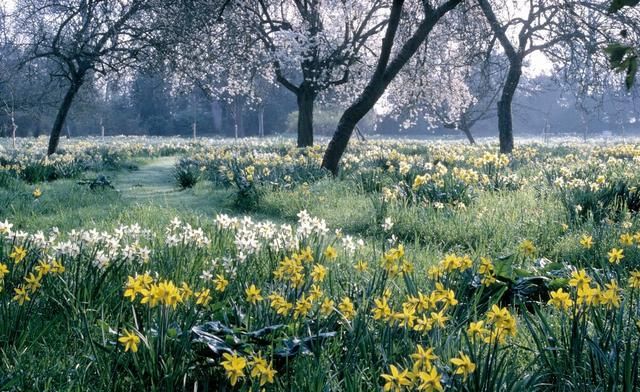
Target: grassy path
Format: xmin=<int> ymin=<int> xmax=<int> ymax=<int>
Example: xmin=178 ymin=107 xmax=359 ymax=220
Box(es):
xmin=114 ymin=156 xmax=230 ymax=213
xmin=117 ymin=156 xmax=179 ymax=200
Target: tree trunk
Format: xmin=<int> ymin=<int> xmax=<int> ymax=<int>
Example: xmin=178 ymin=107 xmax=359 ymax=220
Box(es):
xmin=11 ymin=112 xmax=17 ymax=149
xmin=461 ymin=126 xmax=475 ymax=145
xmin=322 ymin=92 xmax=381 ymax=175
xmin=48 ymin=81 xmax=82 ymax=155
xmin=322 ymin=0 xmax=462 ymax=175
xmin=211 ymin=100 xmax=222 ymax=134
xmin=497 ymin=59 xmax=522 ymax=154
xmin=233 ymin=97 xmax=244 ymax=138
xmin=258 ymin=105 xmax=265 ymax=137
xmin=297 ymin=88 xmax=315 ymax=147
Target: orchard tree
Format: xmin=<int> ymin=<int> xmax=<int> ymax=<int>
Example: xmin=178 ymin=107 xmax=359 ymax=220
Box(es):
xmin=383 ymin=4 xmax=505 ymax=144
xmin=178 ymin=0 xmax=391 ymax=147
xmin=15 ymin=0 xmax=162 ymax=155
xmin=321 ymin=0 xmax=464 ymax=174
xmin=476 ymin=0 xmax=595 ymax=153
xmin=1 ymin=11 xmax=62 ymax=144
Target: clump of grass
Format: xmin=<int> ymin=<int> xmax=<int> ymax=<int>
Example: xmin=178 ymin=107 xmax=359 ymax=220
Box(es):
xmin=174 ymin=158 xmax=202 ymax=189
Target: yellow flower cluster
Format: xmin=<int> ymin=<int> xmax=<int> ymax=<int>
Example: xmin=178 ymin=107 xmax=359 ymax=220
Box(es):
xmin=123 ymin=274 xmax=212 ymax=309
xmin=273 ymin=246 xmax=316 ymax=287
xmin=381 ymin=245 xmax=413 ymax=277
xmin=381 ymin=345 xmax=476 ymax=392
xmin=467 ymin=305 xmax=517 ymax=345
xmin=372 ymin=282 xmax=457 ymax=333
xmin=548 ymin=269 xmax=624 ymax=311
xmin=220 ymin=352 xmax=277 ymax=387
xmin=4 ymin=250 xmax=64 ymax=305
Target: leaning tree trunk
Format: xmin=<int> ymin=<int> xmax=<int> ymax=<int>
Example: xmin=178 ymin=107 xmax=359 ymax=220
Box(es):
xmin=461 ymin=126 xmax=476 ymax=145
xmin=322 ymin=0 xmax=462 ymax=175
xmin=322 ymin=89 xmax=383 ymax=175
xmin=48 ymin=80 xmax=82 ymax=155
xmin=297 ymin=88 xmax=315 ymax=147
xmin=497 ymin=58 xmax=522 ymax=154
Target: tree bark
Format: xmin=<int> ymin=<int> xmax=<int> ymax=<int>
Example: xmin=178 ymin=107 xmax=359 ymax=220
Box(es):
xmin=233 ymin=97 xmax=244 ymax=138
xmin=497 ymin=58 xmax=522 ymax=153
xmin=11 ymin=112 xmax=17 ymax=149
xmin=322 ymin=0 xmax=462 ymax=175
xmin=258 ymin=105 xmax=265 ymax=137
xmin=296 ymin=88 xmax=315 ymax=147
xmin=48 ymin=80 xmax=82 ymax=155
xmin=461 ymin=126 xmax=476 ymax=145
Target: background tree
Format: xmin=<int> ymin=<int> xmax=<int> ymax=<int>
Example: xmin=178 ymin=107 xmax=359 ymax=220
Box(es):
xmin=15 ymin=0 xmax=161 ymax=154
xmin=383 ymin=4 xmax=506 ymax=144
xmin=172 ymin=0 xmax=391 ymax=147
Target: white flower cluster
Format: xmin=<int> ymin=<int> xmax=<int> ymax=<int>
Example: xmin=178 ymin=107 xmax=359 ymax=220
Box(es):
xmin=165 ymin=218 xmax=210 ymax=248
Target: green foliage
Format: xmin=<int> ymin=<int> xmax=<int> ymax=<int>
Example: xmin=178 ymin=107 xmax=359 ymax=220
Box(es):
xmin=174 ymin=157 xmax=201 ymax=189
xmin=609 ymin=0 xmax=640 ymax=13
xmin=605 ymin=43 xmax=638 ymax=89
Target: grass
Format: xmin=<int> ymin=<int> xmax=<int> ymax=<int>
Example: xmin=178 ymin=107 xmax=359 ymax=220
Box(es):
xmin=2 ymin=138 xmax=640 ymax=391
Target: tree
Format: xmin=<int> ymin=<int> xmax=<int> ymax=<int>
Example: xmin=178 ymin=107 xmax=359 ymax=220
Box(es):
xmin=382 ymin=5 xmax=506 ymax=144
xmin=476 ymin=0 xmax=589 ymax=153
xmin=172 ymin=0 xmax=390 ymax=147
xmin=1 ymin=11 xmax=64 ymax=142
xmin=321 ymin=0 xmax=463 ymax=174
xmin=15 ymin=0 xmax=159 ymax=155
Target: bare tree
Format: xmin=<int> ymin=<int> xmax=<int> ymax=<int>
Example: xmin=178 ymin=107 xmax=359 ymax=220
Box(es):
xmin=15 ymin=0 xmax=159 ymax=155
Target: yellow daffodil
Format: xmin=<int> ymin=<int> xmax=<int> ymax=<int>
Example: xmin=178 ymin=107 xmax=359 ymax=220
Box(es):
xmin=629 ymin=271 xmax=640 ymax=289
xmin=338 ymin=297 xmax=356 ymax=320
xmin=381 ymin=365 xmax=412 ymax=392
xmin=10 ymin=246 xmax=27 ymax=264
xmin=213 ymin=274 xmax=229 ymax=292
xmin=415 ymin=367 xmax=444 ymax=392
xmin=579 ymin=234 xmax=593 ymax=249
xmin=118 ymin=329 xmax=141 ymax=353
xmin=323 ymin=246 xmax=337 ymax=261
xmin=355 ymin=260 xmax=368 ymax=272
xmin=195 ymin=288 xmax=211 ymax=306
xmin=245 ymin=284 xmax=263 ymax=304
xmin=249 ymin=355 xmax=277 ymax=386
xmin=620 ymin=233 xmax=634 ymax=246
xmin=311 ymin=264 xmax=327 ymax=282
xmin=450 ymin=352 xmax=476 ymax=381
xmin=12 ymin=286 xmax=30 ymax=305
xmin=548 ymin=288 xmax=573 ymax=311
xmin=608 ymin=248 xmax=624 ymax=264
xmin=518 ymin=240 xmax=536 ymax=256
xmin=221 ymin=352 xmax=247 ymax=386
xmin=410 ymin=345 xmax=438 ymax=371
xmin=320 ymin=297 xmax=334 ymax=316
xmin=568 ymin=269 xmax=591 ymax=290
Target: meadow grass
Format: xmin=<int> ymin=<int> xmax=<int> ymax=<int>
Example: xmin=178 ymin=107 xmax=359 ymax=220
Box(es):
xmin=1 ymin=137 xmax=640 ymax=391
